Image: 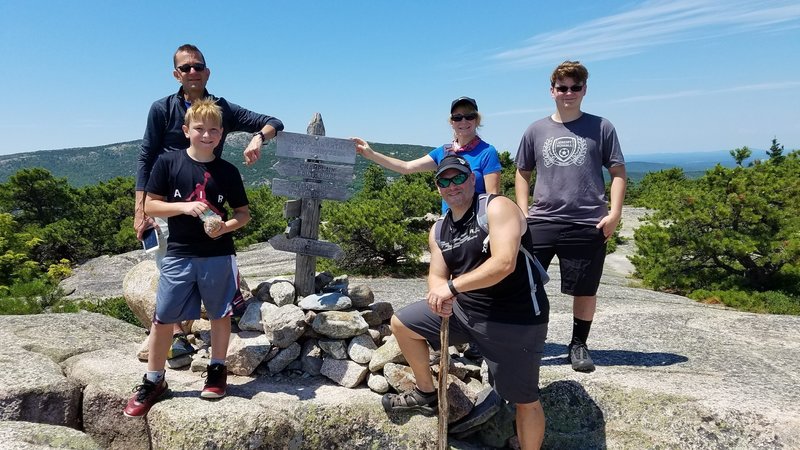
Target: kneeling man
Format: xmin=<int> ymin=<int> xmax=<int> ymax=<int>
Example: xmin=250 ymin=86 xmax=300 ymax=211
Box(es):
xmin=383 ymin=155 xmax=550 ymax=449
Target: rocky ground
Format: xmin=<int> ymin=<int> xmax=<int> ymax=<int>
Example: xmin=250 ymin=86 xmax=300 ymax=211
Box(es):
xmin=3 ymin=206 xmax=797 ymax=449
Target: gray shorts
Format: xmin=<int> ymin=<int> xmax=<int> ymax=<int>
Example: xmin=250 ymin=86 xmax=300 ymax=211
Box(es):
xmin=154 ymin=255 xmax=239 ymax=324
xmin=395 ymin=300 xmax=548 ymax=404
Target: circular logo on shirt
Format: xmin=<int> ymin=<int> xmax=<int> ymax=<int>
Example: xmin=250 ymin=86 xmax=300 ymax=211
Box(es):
xmin=542 ymin=136 xmax=588 ymax=167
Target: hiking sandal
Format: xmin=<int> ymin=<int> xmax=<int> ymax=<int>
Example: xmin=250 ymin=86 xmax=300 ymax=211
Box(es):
xmin=381 ymin=387 xmax=438 ymax=414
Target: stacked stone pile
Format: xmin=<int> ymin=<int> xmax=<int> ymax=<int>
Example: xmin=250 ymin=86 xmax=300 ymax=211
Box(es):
xmin=126 ymin=266 xmax=491 ymax=426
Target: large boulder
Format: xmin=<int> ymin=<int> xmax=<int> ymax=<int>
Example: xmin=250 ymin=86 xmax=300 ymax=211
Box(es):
xmin=0 ymin=420 xmax=102 ymax=449
xmin=121 ymin=259 xmax=159 ymax=329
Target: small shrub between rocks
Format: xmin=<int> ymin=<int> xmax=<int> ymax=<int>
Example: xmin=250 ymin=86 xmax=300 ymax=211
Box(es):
xmin=689 ymin=289 xmax=800 ymax=315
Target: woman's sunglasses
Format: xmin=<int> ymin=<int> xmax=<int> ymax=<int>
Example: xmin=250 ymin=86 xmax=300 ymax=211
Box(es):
xmin=436 ymin=172 xmax=469 ymax=188
xmin=451 ymin=113 xmax=478 ymax=122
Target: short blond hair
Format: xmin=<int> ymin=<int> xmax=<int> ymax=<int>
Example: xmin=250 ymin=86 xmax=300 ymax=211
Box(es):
xmin=184 ymin=98 xmax=222 ymax=127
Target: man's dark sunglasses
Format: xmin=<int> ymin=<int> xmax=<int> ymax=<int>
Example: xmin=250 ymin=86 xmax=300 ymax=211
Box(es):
xmin=450 ymin=113 xmax=478 ymax=122
xmin=554 ymin=84 xmax=584 ymax=93
xmin=176 ymin=63 xmax=206 ymax=73
xmin=436 ymin=172 xmax=469 ymax=188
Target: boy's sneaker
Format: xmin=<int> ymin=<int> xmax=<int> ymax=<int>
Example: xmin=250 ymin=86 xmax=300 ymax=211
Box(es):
xmin=382 ymin=387 xmax=438 ymax=415
xmin=201 ymin=363 xmax=228 ymax=399
xmin=568 ymin=342 xmax=596 ymax=373
xmin=123 ymin=376 xmax=169 ymax=417
xmin=167 ymin=333 xmax=195 ymax=359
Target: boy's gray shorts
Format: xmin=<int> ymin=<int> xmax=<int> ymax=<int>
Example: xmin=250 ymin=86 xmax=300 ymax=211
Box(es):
xmin=395 ymin=300 xmax=548 ymax=404
xmin=153 ymin=255 xmax=239 ymax=324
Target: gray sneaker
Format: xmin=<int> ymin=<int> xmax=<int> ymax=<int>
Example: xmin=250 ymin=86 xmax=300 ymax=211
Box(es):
xmin=568 ymin=342 xmax=596 ymax=373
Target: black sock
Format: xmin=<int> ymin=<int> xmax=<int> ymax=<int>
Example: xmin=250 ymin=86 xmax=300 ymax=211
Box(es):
xmin=415 ymin=386 xmax=435 ymax=396
xmin=571 ymin=317 xmax=593 ymax=346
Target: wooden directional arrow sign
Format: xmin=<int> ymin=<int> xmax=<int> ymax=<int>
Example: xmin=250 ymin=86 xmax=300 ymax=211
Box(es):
xmin=271 ymin=178 xmax=351 ymax=201
xmin=273 ymin=160 xmax=353 ymax=182
xmin=275 ymin=131 xmax=356 ymax=164
xmin=268 ymin=234 xmax=344 ymax=260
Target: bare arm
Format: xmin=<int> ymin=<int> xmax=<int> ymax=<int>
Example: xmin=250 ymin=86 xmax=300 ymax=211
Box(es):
xmin=144 ymin=193 xmax=207 ymax=219
xmin=597 ymin=164 xmax=627 ymax=239
xmin=206 ymin=205 xmax=251 ymax=239
xmin=448 ymin=197 xmax=524 ymax=293
xmin=243 ymin=124 xmax=279 ymax=166
xmin=352 ymin=137 xmax=437 ymax=174
xmin=514 ymin=169 xmax=533 ymax=217
xmin=134 ymin=190 xmax=155 ymax=240
xmin=483 ymin=172 xmax=501 ymax=194
xmin=426 ymin=225 xmax=455 ymax=317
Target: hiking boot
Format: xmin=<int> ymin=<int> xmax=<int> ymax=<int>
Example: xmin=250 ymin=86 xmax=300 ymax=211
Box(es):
xmin=201 ymin=363 xmax=228 ymax=399
xmin=382 ymin=387 xmax=438 ymax=415
xmin=167 ymin=333 xmax=195 ymax=359
xmin=568 ymin=342 xmax=596 ymax=373
xmin=123 ymin=376 xmax=169 ymax=417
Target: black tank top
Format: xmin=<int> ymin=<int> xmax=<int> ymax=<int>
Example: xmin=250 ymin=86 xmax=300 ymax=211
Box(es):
xmin=440 ymin=195 xmax=549 ymax=325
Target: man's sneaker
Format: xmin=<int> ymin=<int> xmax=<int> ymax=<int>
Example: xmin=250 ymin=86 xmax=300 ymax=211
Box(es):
xmin=167 ymin=333 xmax=195 ymax=359
xmin=382 ymin=387 xmax=438 ymax=415
xmin=568 ymin=342 xmax=596 ymax=373
xmin=201 ymin=363 xmax=228 ymax=399
xmin=123 ymin=376 xmax=169 ymax=417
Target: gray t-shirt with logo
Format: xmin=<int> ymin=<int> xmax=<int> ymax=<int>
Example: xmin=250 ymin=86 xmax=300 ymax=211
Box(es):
xmin=515 ymin=113 xmax=625 ymax=226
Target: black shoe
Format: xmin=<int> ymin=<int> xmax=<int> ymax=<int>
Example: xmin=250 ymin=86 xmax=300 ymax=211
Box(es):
xmin=382 ymin=387 xmax=438 ymax=414
xmin=463 ymin=343 xmax=482 ymax=360
xmin=568 ymin=342 xmax=596 ymax=373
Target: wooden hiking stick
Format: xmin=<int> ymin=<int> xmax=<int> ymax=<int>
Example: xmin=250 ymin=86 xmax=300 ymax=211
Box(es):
xmin=437 ymin=316 xmax=450 ymax=450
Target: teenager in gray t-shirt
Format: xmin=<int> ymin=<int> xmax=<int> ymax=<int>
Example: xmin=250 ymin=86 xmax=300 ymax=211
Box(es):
xmin=514 ymin=60 xmax=626 ymax=373
xmin=516 ymin=113 xmax=624 ymax=225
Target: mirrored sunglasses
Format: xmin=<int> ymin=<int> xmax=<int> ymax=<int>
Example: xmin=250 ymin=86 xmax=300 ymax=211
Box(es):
xmin=436 ymin=172 xmax=469 ymax=188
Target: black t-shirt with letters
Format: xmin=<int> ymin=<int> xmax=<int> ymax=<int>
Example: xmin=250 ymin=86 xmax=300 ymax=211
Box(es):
xmin=145 ymin=150 xmax=248 ymax=258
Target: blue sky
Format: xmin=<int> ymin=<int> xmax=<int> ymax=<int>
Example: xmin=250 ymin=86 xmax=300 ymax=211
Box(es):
xmin=1 ymin=0 xmax=799 ymax=158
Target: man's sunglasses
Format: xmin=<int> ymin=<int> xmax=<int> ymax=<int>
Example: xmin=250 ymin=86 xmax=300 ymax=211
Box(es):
xmin=451 ymin=113 xmax=478 ymax=122
xmin=436 ymin=172 xmax=469 ymax=188
xmin=176 ymin=63 xmax=206 ymax=73
xmin=554 ymin=85 xmax=584 ymax=93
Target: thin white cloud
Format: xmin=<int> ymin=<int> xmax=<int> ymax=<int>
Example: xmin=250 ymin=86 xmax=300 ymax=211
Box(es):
xmin=486 ymin=81 xmax=800 ymax=116
xmin=492 ymin=0 xmax=800 ymax=69
xmin=612 ymin=80 xmax=800 ymax=103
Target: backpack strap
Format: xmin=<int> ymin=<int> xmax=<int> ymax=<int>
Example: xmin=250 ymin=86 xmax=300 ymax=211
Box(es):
xmin=433 ymin=218 xmax=445 ymax=250
xmin=477 ymin=193 xmax=550 ymax=286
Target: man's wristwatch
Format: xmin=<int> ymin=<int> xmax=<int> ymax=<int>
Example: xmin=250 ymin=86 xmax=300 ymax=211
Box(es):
xmin=254 ymin=131 xmax=267 ymax=145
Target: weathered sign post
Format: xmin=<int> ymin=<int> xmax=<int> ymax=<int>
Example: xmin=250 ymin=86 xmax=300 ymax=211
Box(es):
xmin=269 ymin=114 xmax=355 ymax=296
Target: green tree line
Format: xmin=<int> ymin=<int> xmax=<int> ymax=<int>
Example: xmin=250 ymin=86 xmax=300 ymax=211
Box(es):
xmin=629 ymin=140 xmax=799 ymax=314
xmin=2 ymin=142 xmax=797 ymax=316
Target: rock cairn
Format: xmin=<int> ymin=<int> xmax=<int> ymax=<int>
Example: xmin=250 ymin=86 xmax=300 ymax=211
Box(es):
xmin=132 ymin=271 xmax=492 ymax=427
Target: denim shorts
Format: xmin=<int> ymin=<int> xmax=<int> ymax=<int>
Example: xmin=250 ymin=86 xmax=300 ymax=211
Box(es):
xmin=153 ymin=254 xmax=240 ymax=324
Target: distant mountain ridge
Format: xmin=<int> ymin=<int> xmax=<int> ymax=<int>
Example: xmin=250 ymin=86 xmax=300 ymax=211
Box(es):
xmin=0 ymin=133 xmax=433 ymax=188
xmin=0 ymin=138 xmax=761 ymax=187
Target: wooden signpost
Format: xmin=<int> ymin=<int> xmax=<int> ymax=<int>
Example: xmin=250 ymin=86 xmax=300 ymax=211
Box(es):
xmin=268 ymin=116 xmax=354 ymax=296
